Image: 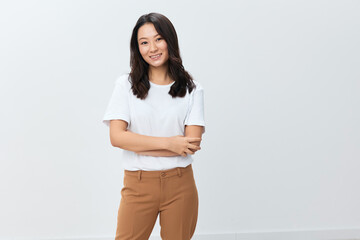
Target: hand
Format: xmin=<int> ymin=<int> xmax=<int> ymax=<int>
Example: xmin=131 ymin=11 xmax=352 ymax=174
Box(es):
xmin=167 ymin=135 xmax=201 ymax=157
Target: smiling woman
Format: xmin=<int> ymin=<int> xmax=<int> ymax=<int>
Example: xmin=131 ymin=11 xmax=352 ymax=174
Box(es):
xmin=137 ymin=23 xmax=172 ymax=85
xmin=102 ymin=12 xmax=205 ymax=240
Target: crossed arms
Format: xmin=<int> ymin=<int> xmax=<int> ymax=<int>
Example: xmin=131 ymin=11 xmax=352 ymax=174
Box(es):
xmin=109 ymin=119 xmax=203 ymax=157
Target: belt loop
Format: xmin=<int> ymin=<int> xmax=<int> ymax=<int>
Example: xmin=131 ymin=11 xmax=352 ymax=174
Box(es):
xmin=177 ymin=168 xmax=182 ymax=177
xmin=138 ymin=170 xmax=142 ymax=181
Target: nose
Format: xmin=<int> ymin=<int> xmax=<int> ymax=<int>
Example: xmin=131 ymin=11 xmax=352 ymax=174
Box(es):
xmin=149 ymin=42 xmax=158 ymax=52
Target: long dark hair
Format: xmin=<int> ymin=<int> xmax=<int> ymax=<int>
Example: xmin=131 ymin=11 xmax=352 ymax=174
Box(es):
xmin=128 ymin=12 xmax=196 ymax=100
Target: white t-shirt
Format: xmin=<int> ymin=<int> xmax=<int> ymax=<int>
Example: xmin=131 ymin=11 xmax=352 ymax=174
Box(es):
xmin=103 ymin=73 xmax=205 ymax=171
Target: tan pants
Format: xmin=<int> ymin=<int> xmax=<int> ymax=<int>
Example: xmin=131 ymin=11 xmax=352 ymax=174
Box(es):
xmin=115 ymin=164 xmax=198 ymax=240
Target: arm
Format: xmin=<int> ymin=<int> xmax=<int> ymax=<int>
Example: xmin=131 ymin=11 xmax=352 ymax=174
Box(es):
xmin=184 ymin=125 xmax=203 ymax=150
xmin=134 ymin=125 xmax=204 ymax=157
xmin=110 ymin=120 xmax=169 ymax=152
xmin=136 ymin=149 xmax=180 ymax=157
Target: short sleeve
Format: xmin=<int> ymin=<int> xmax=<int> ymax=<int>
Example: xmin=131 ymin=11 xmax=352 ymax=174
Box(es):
xmin=184 ymin=82 xmax=206 ymax=134
xmin=102 ymin=75 xmax=131 ymax=127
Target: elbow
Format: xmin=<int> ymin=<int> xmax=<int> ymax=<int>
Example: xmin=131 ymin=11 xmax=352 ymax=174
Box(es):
xmin=109 ymin=120 xmax=129 ymax=148
xmin=110 ymin=140 xmax=119 ymax=148
xmin=110 ymin=138 xmax=120 ymax=148
xmin=110 ymin=131 xmax=124 ymax=148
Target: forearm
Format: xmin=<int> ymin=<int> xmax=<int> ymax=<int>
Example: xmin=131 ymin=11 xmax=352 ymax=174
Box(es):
xmin=136 ymin=148 xmax=200 ymax=157
xmin=112 ymin=130 xmax=169 ymax=152
xmin=136 ymin=150 xmax=181 ymax=157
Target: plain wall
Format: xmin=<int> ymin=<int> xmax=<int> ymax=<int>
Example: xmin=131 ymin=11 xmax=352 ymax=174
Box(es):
xmin=0 ymin=0 xmax=359 ymax=239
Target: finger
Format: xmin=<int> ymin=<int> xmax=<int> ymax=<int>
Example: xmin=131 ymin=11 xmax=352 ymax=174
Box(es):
xmin=188 ymin=144 xmax=201 ymax=150
xmin=187 ymin=137 xmax=202 ymax=142
xmin=182 ymin=152 xmax=187 ymax=157
xmin=188 ymin=148 xmax=198 ymax=153
xmin=185 ymin=149 xmax=195 ymax=155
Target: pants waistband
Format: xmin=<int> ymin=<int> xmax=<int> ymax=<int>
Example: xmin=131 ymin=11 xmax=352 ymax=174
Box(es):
xmin=124 ymin=164 xmax=193 ymax=181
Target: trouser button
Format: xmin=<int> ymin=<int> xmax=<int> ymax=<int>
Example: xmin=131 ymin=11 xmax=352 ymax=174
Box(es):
xmin=161 ymin=172 xmax=166 ymax=177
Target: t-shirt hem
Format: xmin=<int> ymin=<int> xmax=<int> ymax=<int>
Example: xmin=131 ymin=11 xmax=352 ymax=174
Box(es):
xmin=184 ymin=122 xmax=206 ymax=133
xmin=103 ymin=116 xmax=130 ymax=127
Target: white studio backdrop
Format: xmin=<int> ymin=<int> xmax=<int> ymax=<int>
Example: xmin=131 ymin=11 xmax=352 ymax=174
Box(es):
xmin=0 ymin=0 xmax=359 ymax=239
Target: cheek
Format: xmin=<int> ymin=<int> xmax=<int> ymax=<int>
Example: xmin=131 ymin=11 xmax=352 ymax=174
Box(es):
xmin=160 ymin=42 xmax=168 ymax=52
xmin=139 ymin=46 xmax=148 ymax=56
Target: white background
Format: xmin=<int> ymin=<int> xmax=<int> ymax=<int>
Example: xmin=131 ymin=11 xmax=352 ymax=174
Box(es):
xmin=0 ymin=0 xmax=359 ymax=239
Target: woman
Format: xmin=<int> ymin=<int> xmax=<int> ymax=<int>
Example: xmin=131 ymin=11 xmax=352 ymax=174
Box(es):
xmin=103 ymin=12 xmax=205 ymax=240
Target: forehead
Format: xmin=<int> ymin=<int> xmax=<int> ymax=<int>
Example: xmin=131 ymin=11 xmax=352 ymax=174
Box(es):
xmin=137 ymin=23 xmax=159 ymax=40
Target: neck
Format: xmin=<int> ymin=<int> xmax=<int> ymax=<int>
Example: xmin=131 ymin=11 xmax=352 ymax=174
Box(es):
xmin=148 ymin=64 xmax=173 ymax=84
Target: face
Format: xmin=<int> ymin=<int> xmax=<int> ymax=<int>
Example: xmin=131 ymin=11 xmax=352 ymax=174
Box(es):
xmin=137 ymin=23 xmax=169 ymax=68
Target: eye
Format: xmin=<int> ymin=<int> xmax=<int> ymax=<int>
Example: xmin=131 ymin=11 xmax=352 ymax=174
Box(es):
xmin=156 ymin=37 xmax=163 ymax=41
xmin=140 ymin=41 xmax=147 ymax=45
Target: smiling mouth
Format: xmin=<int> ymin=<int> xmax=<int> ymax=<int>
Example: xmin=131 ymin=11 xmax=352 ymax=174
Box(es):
xmin=150 ymin=53 xmax=162 ymax=59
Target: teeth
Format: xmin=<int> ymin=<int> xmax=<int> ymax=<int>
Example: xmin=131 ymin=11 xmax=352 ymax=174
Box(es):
xmin=150 ymin=54 xmax=161 ymax=58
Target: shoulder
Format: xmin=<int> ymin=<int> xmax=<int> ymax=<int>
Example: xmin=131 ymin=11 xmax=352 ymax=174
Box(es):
xmin=192 ymin=80 xmax=204 ymax=92
xmin=115 ymin=73 xmax=132 ymax=90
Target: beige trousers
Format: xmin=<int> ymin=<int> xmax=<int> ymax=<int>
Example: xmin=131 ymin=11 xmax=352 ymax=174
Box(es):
xmin=115 ymin=164 xmax=198 ymax=240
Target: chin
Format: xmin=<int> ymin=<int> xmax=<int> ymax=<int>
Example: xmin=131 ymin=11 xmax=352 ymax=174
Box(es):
xmin=149 ymin=62 xmax=166 ymax=68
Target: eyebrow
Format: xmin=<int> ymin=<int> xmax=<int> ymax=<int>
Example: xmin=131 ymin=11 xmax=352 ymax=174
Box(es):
xmin=138 ymin=34 xmax=161 ymax=41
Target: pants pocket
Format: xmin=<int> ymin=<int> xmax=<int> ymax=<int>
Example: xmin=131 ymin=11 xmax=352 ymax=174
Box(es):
xmin=121 ymin=175 xmax=140 ymax=201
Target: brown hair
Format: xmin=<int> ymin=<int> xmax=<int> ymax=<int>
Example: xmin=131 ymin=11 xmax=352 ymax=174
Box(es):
xmin=128 ymin=12 xmax=196 ymax=100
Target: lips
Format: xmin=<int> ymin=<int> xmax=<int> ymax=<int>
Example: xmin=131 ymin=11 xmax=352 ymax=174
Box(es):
xmin=150 ymin=53 xmax=162 ymax=59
